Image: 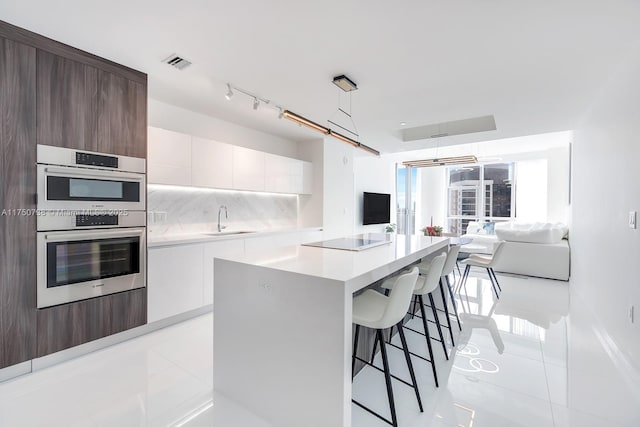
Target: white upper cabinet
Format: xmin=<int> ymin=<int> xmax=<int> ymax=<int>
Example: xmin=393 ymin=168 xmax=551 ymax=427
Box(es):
xmin=265 ymin=153 xmax=299 ymax=193
xmin=148 ymin=127 xmax=192 ymax=185
xmin=147 ymin=126 xmax=311 ymax=194
xmin=264 ymin=155 xmax=314 ymax=194
xmin=232 ymin=146 xmax=265 ymax=191
xmin=191 ymin=137 xmax=233 ymax=189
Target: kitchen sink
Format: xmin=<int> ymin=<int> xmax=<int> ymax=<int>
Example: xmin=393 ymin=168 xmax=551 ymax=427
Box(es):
xmin=203 ymin=230 xmax=256 ymax=236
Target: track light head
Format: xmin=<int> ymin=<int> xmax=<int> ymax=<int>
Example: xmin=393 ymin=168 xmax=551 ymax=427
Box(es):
xmin=225 ymin=83 xmax=233 ymax=100
xmin=253 ymin=97 xmax=259 ymax=110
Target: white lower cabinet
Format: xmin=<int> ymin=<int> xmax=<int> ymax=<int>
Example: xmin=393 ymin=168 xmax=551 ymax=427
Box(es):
xmin=203 ymin=239 xmax=245 ymax=305
xmin=243 ymin=232 xmax=301 ymax=252
xmin=148 ymin=229 xmax=322 ymax=322
xmin=148 ymin=244 xmax=204 ymax=323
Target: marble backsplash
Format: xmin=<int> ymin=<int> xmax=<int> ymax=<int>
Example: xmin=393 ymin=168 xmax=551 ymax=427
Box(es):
xmin=147 ymin=185 xmax=298 ymax=236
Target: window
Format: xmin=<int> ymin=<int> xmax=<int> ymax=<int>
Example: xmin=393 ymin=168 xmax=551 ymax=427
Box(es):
xmin=447 ymin=163 xmax=514 ymax=234
xmin=396 ymin=166 xmax=417 ymax=234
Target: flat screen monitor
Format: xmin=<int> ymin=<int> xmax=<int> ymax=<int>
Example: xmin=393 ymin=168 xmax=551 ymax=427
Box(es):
xmin=363 ymin=192 xmax=391 ymax=225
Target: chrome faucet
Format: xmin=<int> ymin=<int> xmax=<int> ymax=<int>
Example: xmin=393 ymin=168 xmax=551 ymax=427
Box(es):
xmin=217 ymin=205 xmax=228 ymax=232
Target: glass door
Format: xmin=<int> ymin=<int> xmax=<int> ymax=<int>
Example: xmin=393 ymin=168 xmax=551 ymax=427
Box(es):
xmin=47 ymin=236 xmax=140 ymax=288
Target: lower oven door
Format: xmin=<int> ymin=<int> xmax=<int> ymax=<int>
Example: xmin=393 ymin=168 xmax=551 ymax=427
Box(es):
xmin=37 ymin=227 xmax=146 ymax=308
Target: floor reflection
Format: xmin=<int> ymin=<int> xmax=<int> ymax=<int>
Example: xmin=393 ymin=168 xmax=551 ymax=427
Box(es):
xmin=0 ymin=269 xmax=637 ymax=426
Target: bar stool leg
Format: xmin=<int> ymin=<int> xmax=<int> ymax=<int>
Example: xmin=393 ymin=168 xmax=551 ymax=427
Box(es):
xmin=427 ymin=293 xmax=449 ymax=359
xmin=458 ymin=264 xmax=471 ymax=293
xmin=396 ymin=320 xmax=423 ymax=412
xmin=445 ymin=275 xmax=462 ymax=331
xmin=370 ymin=332 xmax=378 ymax=364
xmin=418 ymin=295 xmax=439 ymax=387
xmin=438 ymin=278 xmax=456 ymax=345
xmin=378 ymin=329 xmax=398 ymax=427
xmin=352 ymin=325 xmax=360 ymax=379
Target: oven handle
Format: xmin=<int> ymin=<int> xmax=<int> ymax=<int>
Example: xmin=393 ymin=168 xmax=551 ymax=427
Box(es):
xmin=43 ymin=166 xmax=144 ymax=181
xmin=44 ymin=229 xmax=145 ymax=241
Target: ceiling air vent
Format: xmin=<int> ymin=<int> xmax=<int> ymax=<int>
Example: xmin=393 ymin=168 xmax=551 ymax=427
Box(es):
xmin=162 ymin=54 xmax=192 ymax=70
xmin=402 ymin=115 xmax=496 ymax=142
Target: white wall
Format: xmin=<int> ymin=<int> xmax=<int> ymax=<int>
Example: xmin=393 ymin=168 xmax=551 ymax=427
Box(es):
xmin=573 ymin=45 xmax=640 ymax=359
xmin=148 ymin=99 xmax=299 ymax=158
xmin=417 ymin=167 xmax=447 ymax=231
xmin=515 ymin=159 xmax=548 ymax=222
xmin=546 ymin=145 xmax=571 ymax=223
xmin=322 ymin=137 xmax=355 ymax=238
xmin=571 ymin=43 xmax=640 ymax=420
xmin=353 ymin=154 xmax=396 ymax=234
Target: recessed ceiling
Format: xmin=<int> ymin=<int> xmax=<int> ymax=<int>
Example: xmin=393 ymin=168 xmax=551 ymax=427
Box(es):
xmin=1 ymin=1 xmax=639 ymax=153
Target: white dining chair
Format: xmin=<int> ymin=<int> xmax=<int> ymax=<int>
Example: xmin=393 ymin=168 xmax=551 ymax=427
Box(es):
xmin=459 ymin=241 xmax=506 ymax=298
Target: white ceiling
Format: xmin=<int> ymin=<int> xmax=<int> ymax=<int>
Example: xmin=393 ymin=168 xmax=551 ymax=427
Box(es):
xmin=2 ymin=1 xmax=639 ymax=153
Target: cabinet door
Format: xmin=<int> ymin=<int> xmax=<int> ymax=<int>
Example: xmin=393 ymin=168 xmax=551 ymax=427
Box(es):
xmin=203 ymin=239 xmax=245 ymax=305
xmin=97 ymin=70 xmax=146 ymax=158
xmin=0 ymin=38 xmax=37 ymax=369
xmin=36 ymin=288 xmax=146 ymax=357
xmin=192 ymin=137 xmax=233 ymax=189
xmin=36 ymin=50 xmax=98 ymax=151
xmin=148 ymin=244 xmax=204 ymax=323
xmin=232 ymin=146 xmax=265 ymax=191
xmin=265 ymin=154 xmax=298 ymax=194
xmin=148 ymin=127 xmax=191 ymax=185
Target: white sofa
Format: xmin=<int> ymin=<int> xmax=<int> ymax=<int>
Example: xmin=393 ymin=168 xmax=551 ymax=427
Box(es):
xmin=461 ymin=221 xmax=570 ymax=281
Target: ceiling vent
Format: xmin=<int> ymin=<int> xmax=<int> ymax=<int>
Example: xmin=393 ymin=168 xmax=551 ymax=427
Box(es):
xmin=402 ymin=115 xmax=496 ymax=142
xmin=162 ymin=54 xmax=192 ymax=70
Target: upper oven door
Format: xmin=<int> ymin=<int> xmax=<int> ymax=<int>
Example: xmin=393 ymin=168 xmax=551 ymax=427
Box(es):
xmin=37 ymin=164 xmax=145 ymax=211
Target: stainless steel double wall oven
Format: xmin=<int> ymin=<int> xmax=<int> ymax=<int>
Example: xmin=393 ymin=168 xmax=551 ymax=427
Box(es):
xmin=36 ymin=145 xmax=146 ymax=309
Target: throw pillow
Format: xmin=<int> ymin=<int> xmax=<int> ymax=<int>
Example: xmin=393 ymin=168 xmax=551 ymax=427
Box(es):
xmin=482 ymin=221 xmax=496 ymax=235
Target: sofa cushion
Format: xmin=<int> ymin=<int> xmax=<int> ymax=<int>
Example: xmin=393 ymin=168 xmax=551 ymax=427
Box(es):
xmin=466 ymin=221 xmax=496 ymax=235
xmin=494 ymin=222 xmax=568 ymax=244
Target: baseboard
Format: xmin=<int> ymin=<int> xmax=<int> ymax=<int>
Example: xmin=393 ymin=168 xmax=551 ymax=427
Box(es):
xmin=0 ymin=360 xmax=32 ymax=383
xmin=32 ymin=305 xmax=213 ymax=372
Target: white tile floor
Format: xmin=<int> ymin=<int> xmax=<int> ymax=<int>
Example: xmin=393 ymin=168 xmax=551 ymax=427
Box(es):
xmin=0 ymin=269 xmax=637 ymax=426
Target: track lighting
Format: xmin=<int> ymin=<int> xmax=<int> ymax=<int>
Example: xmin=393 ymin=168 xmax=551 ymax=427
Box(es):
xmin=221 ymin=82 xmax=379 ymax=156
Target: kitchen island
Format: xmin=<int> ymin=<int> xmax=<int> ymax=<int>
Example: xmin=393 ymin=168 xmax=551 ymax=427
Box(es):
xmin=213 ymin=234 xmax=449 ymax=427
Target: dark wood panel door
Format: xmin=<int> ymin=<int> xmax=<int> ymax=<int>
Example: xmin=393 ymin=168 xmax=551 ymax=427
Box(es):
xmin=36 ymin=50 xmax=98 ymax=151
xmin=36 ymin=288 xmax=147 ymax=357
xmin=0 ymin=38 xmax=37 ymax=369
xmin=97 ymin=70 xmax=146 ymax=158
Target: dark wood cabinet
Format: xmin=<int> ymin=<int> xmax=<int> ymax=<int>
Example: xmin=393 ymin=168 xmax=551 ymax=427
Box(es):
xmin=0 ymin=38 xmax=37 ymax=369
xmin=36 ymin=288 xmax=147 ymax=357
xmin=36 ymin=50 xmax=98 ymax=151
xmin=0 ymin=19 xmax=149 ymax=369
xmin=36 ymin=54 xmax=147 ymax=158
xmin=97 ymin=70 xmax=147 ymax=158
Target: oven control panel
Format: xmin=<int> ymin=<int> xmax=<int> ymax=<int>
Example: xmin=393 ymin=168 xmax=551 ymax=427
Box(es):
xmin=76 ymin=214 xmax=119 ymax=227
xmin=76 ymin=152 xmax=119 ymax=168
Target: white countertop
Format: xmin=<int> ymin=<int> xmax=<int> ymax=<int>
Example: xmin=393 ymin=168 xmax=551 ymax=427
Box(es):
xmin=216 ymin=234 xmax=449 ymax=292
xmin=147 ymin=226 xmax=323 ymax=248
